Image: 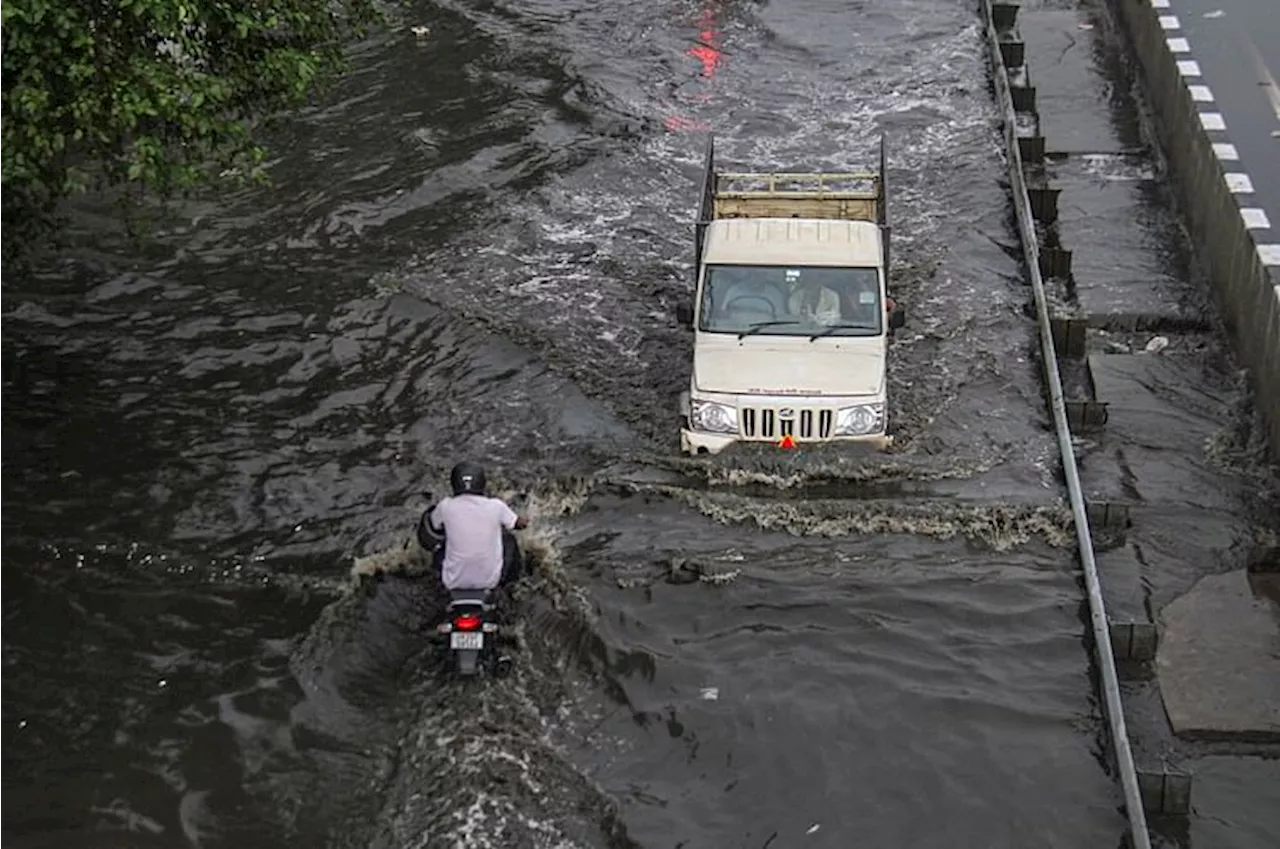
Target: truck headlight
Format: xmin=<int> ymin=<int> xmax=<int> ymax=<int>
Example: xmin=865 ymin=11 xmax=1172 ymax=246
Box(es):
xmin=690 ymin=399 xmax=738 ymax=434
xmin=834 ymin=404 xmax=884 ymax=436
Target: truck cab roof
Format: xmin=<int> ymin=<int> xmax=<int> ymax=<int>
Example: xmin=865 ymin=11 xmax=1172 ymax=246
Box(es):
xmin=701 ymin=217 xmax=884 ymax=267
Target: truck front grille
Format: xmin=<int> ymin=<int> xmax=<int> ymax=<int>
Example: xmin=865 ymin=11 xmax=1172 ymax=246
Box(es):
xmin=740 ymin=407 xmax=834 ymax=440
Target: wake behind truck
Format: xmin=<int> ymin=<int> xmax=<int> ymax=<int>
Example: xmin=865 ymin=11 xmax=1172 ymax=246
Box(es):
xmin=675 ymin=135 xmax=905 ymax=455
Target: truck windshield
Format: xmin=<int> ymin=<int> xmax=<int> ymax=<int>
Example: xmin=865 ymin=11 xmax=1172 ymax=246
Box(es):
xmin=698 ymin=265 xmax=882 ymax=337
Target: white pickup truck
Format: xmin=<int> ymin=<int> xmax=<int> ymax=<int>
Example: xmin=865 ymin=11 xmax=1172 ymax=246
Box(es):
xmin=675 ymin=136 xmax=905 ymax=455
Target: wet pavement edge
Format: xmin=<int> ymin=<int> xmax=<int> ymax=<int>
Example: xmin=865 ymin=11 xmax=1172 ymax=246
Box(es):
xmin=1111 ymin=0 xmax=1280 ymax=457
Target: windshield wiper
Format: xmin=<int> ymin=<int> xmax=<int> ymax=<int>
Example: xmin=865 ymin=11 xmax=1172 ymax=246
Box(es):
xmin=807 ymin=323 xmax=876 ymax=341
xmin=737 ymin=320 xmax=798 ymax=339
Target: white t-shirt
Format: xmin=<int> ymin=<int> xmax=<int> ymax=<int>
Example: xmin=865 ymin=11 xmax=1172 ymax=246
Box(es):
xmin=788 ymin=285 xmax=842 ymax=325
xmin=429 ymin=494 xmax=518 ymax=590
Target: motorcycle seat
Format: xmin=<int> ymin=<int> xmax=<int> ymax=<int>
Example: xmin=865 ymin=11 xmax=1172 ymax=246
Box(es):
xmin=448 ymin=588 xmax=493 ymax=606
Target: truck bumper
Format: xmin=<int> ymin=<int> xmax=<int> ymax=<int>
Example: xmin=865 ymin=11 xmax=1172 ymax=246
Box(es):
xmin=680 ymin=428 xmax=894 ymax=456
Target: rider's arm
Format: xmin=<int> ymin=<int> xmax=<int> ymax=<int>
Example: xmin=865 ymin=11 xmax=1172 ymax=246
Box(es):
xmin=427 ymin=501 xmax=445 ymax=532
xmin=496 ymin=499 xmax=527 ymax=530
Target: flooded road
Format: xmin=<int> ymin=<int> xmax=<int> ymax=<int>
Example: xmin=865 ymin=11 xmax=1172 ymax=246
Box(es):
xmin=3 ymin=0 xmax=1275 ymax=847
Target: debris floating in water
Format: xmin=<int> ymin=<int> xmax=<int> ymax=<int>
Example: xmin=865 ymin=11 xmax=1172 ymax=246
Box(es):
xmin=806 ymin=823 xmax=821 ymax=834
xmin=700 ymin=687 xmax=719 ymax=701
xmin=411 ymin=25 xmax=430 ymax=38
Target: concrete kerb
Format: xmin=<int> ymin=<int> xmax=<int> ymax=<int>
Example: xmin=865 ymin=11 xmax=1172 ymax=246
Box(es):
xmin=1108 ymin=0 xmax=1280 ymax=459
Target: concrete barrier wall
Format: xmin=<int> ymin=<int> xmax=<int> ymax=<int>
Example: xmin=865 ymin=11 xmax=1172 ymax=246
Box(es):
xmin=1109 ymin=0 xmax=1280 ymax=459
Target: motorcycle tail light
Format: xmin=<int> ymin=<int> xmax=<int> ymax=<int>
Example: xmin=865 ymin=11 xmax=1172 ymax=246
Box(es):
xmin=453 ymin=614 xmax=482 ymax=631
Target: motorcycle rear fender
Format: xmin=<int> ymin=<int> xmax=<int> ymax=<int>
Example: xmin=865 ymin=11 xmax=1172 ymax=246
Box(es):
xmin=454 ymin=648 xmax=481 ymax=677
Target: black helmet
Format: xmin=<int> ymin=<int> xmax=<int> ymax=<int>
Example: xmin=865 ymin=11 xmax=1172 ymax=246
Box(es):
xmin=450 ymin=462 xmax=487 ymax=496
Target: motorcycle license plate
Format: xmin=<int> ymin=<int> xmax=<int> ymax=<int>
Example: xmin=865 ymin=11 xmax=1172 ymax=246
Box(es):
xmin=450 ymin=632 xmax=484 ymax=651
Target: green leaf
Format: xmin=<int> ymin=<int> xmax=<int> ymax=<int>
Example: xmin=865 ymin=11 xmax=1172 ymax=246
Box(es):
xmin=2 ymin=0 xmax=386 ymax=261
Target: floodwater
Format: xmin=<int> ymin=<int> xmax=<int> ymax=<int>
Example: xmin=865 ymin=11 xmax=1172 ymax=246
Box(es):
xmin=2 ymin=1 xmax=1273 ymax=847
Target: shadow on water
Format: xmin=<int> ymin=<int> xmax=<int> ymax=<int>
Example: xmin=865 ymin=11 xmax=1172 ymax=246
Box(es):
xmin=1 ymin=560 xmax=324 ymax=849
xmin=2 ymin=334 xmax=179 ymax=546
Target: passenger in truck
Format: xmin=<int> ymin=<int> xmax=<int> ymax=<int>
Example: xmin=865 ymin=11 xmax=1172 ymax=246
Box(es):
xmin=787 ymin=274 xmax=842 ymax=326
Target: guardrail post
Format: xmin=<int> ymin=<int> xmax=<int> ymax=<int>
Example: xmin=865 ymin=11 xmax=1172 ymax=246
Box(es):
xmin=1038 ymin=245 xmax=1072 ymax=279
xmin=1086 ymin=501 xmax=1131 ymax=530
xmin=1246 ymin=542 xmax=1279 ymax=573
xmin=1028 ymin=185 xmax=1060 ymax=224
xmin=999 ymin=39 xmax=1025 ymax=69
xmin=1051 ymin=317 xmax=1087 ymax=357
xmin=1109 ymin=621 xmax=1158 ymax=661
xmin=1138 ymin=769 xmax=1192 ymax=816
xmin=992 ymin=2 xmax=1020 ymax=33
xmin=1010 ymin=83 xmax=1037 ymax=112
xmin=1065 ymin=400 xmax=1109 ymax=430
xmin=1018 ymin=134 xmax=1046 ymax=164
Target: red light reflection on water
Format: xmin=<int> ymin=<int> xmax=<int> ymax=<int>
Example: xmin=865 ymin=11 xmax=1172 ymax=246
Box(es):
xmin=664 ymin=4 xmax=724 ymax=132
xmin=690 ymin=9 xmax=723 ymax=78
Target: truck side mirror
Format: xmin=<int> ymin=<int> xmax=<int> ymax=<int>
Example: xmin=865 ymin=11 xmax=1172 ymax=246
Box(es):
xmin=889 ymin=305 xmax=906 ymax=330
xmin=676 ymin=300 xmax=694 ymax=329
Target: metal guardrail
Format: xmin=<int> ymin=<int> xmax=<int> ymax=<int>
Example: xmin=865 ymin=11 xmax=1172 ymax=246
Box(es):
xmin=975 ymin=2 xmax=1153 ymax=847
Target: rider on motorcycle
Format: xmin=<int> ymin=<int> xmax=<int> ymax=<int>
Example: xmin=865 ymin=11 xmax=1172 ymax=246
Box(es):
xmin=421 ymin=462 xmax=528 ymax=591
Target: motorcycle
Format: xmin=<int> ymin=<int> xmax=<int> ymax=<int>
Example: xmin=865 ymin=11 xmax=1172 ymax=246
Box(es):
xmin=417 ymin=498 xmax=520 ymax=679
xmin=435 ymin=587 xmax=512 ymax=678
